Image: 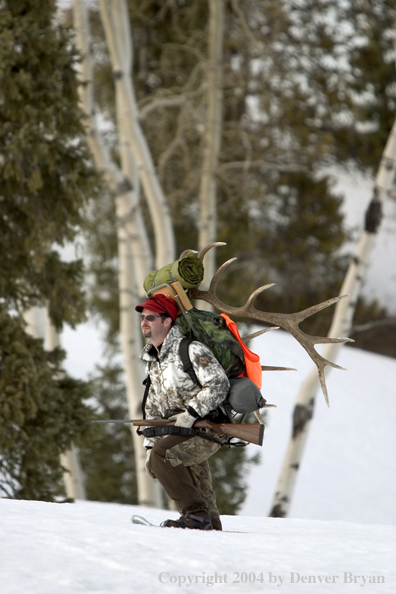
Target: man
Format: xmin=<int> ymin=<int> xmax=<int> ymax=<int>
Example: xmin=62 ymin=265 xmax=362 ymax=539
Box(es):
xmin=135 ymin=293 xmax=230 ymax=530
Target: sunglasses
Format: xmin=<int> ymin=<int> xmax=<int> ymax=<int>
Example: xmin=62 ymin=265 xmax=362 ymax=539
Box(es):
xmin=140 ymin=314 xmax=162 ymax=322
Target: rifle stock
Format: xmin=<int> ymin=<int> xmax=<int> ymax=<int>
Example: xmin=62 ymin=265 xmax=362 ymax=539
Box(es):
xmin=193 ymin=420 xmax=264 ymax=446
xmin=92 ymin=418 xmax=264 ymax=446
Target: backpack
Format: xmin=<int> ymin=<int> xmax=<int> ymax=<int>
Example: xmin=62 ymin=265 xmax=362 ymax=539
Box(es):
xmin=145 ymin=282 xmax=266 ymax=420
xmin=177 ymin=308 xmax=266 ymax=418
xmin=176 ymin=308 xmax=245 ymax=378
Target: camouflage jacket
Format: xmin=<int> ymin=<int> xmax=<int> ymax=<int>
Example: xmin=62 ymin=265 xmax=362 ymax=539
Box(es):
xmin=140 ymin=326 xmax=230 ymax=449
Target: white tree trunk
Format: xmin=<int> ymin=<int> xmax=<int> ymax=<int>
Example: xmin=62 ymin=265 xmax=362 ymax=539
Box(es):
xmin=60 ymin=448 xmax=87 ymax=500
xmin=45 ymin=310 xmax=87 ymax=500
xmin=72 ymin=0 xmax=153 ymax=287
xmin=24 ymin=306 xmax=87 ymax=499
xmin=269 ymin=117 xmax=396 ymax=518
xmin=198 ymin=0 xmax=224 ymax=302
xmin=98 ymin=0 xmax=175 ymax=268
xmin=73 ymin=0 xmax=161 ymax=507
xmin=23 ymin=306 xmax=46 ymax=340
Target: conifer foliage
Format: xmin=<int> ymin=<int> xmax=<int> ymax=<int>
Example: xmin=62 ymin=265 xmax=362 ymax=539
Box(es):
xmin=0 ymin=310 xmax=92 ymax=499
xmin=0 ymin=0 xmax=99 ymax=499
xmin=79 ymin=365 xmax=137 ymax=505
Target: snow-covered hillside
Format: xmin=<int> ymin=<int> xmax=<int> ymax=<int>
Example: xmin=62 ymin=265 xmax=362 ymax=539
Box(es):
xmin=1 ymin=498 xmax=395 ymax=594
xmin=1 ymin=336 xmax=395 ymax=594
xmin=242 ymin=330 xmax=396 ymax=525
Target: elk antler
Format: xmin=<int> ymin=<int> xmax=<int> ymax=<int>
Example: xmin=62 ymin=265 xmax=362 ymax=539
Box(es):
xmin=190 ymin=246 xmax=353 ymax=405
xmin=244 ymin=327 xmax=297 ymax=372
xmin=197 ymin=241 xmax=227 ymax=261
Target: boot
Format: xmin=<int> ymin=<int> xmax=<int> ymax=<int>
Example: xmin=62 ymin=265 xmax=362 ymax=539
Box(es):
xmin=210 ymin=515 xmax=223 ymax=531
xmin=161 ymin=512 xmax=213 ymax=530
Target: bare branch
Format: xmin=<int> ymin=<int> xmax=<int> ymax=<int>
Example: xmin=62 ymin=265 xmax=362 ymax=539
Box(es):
xmin=139 ymin=96 xmax=186 ymax=120
xmin=139 ymin=82 xmax=207 ymax=120
xmin=350 ymin=318 xmax=396 ymax=334
xmin=230 ymin=0 xmax=262 ymax=52
xmin=218 ymin=159 xmax=307 ymax=174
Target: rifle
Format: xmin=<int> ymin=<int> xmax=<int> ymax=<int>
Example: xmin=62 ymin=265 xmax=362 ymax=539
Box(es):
xmin=92 ymin=418 xmax=265 ymax=446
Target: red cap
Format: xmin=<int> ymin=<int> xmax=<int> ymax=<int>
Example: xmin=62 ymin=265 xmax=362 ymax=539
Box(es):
xmin=135 ymin=294 xmax=179 ymax=321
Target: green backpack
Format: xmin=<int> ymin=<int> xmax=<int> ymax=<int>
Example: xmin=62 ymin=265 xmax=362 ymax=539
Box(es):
xmin=176 ymin=308 xmax=266 ymax=420
xmin=144 ymin=282 xmax=265 ymax=419
xmin=176 ymin=307 xmax=246 ymax=379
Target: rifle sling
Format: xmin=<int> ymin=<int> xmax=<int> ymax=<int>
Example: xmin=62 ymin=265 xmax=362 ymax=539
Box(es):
xmin=140 ymin=425 xmax=223 ymax=445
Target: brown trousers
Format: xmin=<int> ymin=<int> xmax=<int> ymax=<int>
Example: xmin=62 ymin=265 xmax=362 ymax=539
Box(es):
xmin=148 ymin=434 xmax=222 ymax=529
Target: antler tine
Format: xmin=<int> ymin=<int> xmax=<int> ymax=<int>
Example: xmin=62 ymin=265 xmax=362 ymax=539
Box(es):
xmin=243 ymin=326 xmax=279 ymax=342
xmin=288 ymin=294 xmax=350 ymax=324
xmin=208 ymin=257 xmax=237 ymax=292
xmin=245 ymin=283 xmax=276 ymax=308
xmin=312 ymin=347 xmax=351 ymax=407
xmin=319 ymin=369 xmax=329 ymax=407
xmin=179 ymin=249 xmax=195 ymax=259
xmin=261 ymin=365 xmax=297 ymax=371
xmin=293 ymin=329 xmax=352 ymax=407
xmin=197 ymin=242 xmax=227 ymax=261
xmin=309 ymin=335 xmax=354 ymax=346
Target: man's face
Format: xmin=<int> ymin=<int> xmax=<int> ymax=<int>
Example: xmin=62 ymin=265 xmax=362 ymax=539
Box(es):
xmin=140 ymin=308 xmax=171 ymax=346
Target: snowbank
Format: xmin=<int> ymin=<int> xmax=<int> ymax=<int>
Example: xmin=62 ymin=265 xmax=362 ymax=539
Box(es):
xmin=1 ymin=498 xmax=395 ymax=594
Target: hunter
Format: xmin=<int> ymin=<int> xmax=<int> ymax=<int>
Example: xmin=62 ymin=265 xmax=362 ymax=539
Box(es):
xmin=136 ymin=293 xmax=230 ymax=531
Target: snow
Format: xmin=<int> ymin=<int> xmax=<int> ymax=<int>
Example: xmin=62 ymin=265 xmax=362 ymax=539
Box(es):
xmin=1 ymin=498 xmax=395 ymax=594
xmin=241 ymin=331 xmax=396 ymax=526
xmin=1 ymin=336 xmax=396 ymax=594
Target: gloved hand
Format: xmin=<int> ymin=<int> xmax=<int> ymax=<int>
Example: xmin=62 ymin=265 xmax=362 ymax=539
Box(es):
xmin=169 ymin=410 xmax=196 ymax=428
xmin=145 ymin=449 xmax=156 ymax=479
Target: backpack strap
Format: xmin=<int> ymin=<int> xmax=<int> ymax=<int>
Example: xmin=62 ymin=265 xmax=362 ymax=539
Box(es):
xmin=179 ymin=336 xmax=201 ymax=386
xmin=141 ymin=369 xmax=151 ymax=419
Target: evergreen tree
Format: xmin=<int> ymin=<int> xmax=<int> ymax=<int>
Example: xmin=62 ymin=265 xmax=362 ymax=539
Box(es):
xmin=83 ymin=191 xmax=120 ymax=351
xmin=0 ymin=310 xmax=92 ymax=499
xmin=0 ymin=0 xmax=100 ymax=499
xmin=79 ymin=365 xmax=138 ymax=505
xmin=331 ymin=0 xmax=396 ymax=168
xmin=209 ymin=446 xmax=260 ymax=515
xmin=0 ymin=0 xmax=98 ymax=324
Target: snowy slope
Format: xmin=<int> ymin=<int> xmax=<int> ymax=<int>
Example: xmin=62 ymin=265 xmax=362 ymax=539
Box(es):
xmin=242 ymin=331 xmax=396 ymax=525
xmin=1 ymin=341 xmax=396 ymax=594
xmin=1 ymin=498 xmax=395 ymax=594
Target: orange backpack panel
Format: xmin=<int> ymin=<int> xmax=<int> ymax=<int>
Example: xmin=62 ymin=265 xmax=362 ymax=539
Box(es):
xmin=220 ymin=313 xmax=262 ymax=389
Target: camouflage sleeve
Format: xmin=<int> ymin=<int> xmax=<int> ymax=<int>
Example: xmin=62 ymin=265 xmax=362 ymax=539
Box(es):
xmin=144 ymin=381 xmax=162 ymax=419
xmin=186 ymin=341 xmax=230 ymax=418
